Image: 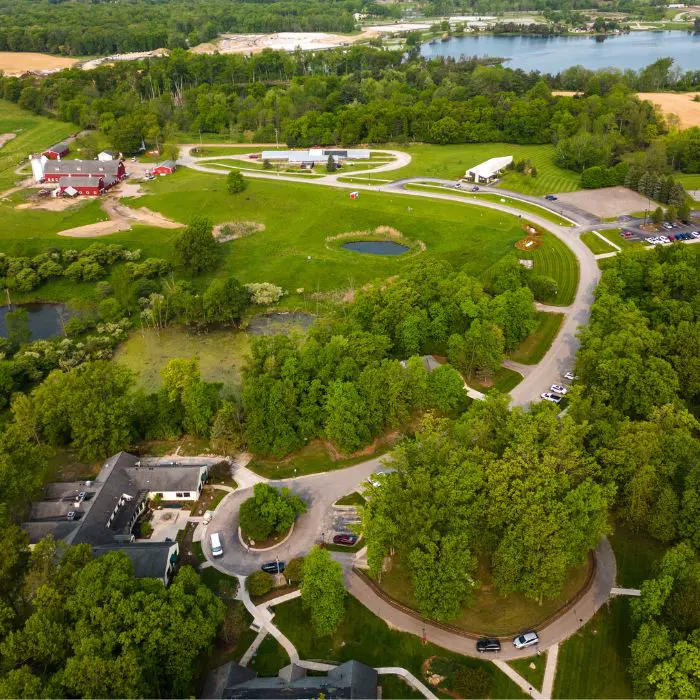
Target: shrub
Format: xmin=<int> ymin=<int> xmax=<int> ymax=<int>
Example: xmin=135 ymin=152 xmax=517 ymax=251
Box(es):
xmin=285 ymin=557 xmax=305 ymax=584
xmin=239 ymin=497 xmax=273 ymax=541
xmin=239 ymin=483 xmax=307 ymax=541
xmin=247 ymin=571 xmax=273 ymax=597
xmin=245 ymin=282 xmax=285 ymax=305
xmin=227 ymin=170 xmax=247 ymax=194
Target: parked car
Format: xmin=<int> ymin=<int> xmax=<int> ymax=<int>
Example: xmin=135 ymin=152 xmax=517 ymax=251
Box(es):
xmin=261 ymin=561 xmax=285 ymax=574
xmin=476 ymin=638 xmax=501 ymax=653
xmin=472 ymin=186 xmax=480 ymax=192
xmin=249 ymin=154 xmax=260 ymax=159
xmin=691 ymin=232 xmax=700 ymax=239
xmin=513 ymin=631 xmax=539 ymax=649
xmin=333 ymin=534 xmax=359 ymax=546
xmin=550 ymin=384 xmax=569 ymax=395
xmin=210 ymin=532 xmax=223 ymax=558
xmin=453 ymin=182 xmax=462 ymax=188
xmin=564 ymin=371 xmax=577 ymax=381
xmin=76 ymin=491 xmax=87 ymax=503
xmin=622 ymin=231 xmax=634 ymax=238
xmin=544 ymin=194 xmax=558 ymax=201
xmin=66 ymin=511 xmax=80 ymax=521
xmin=541 ymin=392 xmax=562 ymax=404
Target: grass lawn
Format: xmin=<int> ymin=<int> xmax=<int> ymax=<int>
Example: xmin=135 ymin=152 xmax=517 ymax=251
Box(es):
xmin=273 ymin=597 xmax=526 ymax=698
xmin=515 ymin=234 xmax=579 ymax=306
xmin=389 ymin=143 xmax=581 ymax=196
xmin=249 ymin=634 xmax=290 ymax=676
xmin=553 ymin=597 xmax=633 ymax=699
xmin=129 ymin=169 xmax=533 ymax=304
xmin=380 ymin=555 xmax=591 ymax=637
xmin=335 ymin=491 xmax=366 ymax=506
xmin=509 ymin=312 xmax=565 ymax=365
xmin=469 ymin=366 xmax=523 ymax=394
xmin=608 ymin=522 xmax=668 ymax=588
xmin=580 ymin=231 xmax=618 ymax=255
xmin=248 ymin=439 xmax=392 ymax=480
xmin=508 ymin=656 xmax=546 ymax=691
xmin=597 ymin=228 xmax=644 ymax=250
xmin=405 ymin=184 xmax=575 ymax=227
xmin=192 ymin=146 xmax=266 ymax=157
xmin=676 ymin=173 xmax=700 ymax=190
xmin=114 ymin=327 xmax=251 ymax=395
xmin=199 ymin=565 xmax=239 ymax=594
xmin=379 ymin=674 xmax=425 ymax=699
xmin=0 ymin=99 xmax=75 ymax=191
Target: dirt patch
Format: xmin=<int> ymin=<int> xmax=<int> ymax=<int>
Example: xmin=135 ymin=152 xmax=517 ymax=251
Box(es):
xmin=0 ymin=133 xmax=16 ymax=149
xmin=0 ymin=52 xmax=79 ymax=76
xmin=556 ymin=186 xmax=654 ymax=218
xmin=58 ymin=220 xmax=130 ymax=238
xmin=101 ymin=198 xmax=184 ymax=228
xmin=16 ymin=196 xmax=85 ymax=212
xmin=117 ymin=182 xmax=143 ymax=198
xmin=80 ymin=49 xmax=168 ymax=71
xmin=213 ymin=220 xmax=265 ymax=242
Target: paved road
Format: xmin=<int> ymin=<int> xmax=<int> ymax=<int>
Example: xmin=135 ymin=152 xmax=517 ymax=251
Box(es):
xmin=178 ymin=146 xmax=600 ymax=407
xmin=202 ymin=457 xmax=388 ymax=575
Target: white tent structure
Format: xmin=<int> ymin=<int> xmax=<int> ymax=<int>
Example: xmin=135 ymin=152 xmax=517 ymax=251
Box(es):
xmin=465 ymin=156 xmax=513 ymax=183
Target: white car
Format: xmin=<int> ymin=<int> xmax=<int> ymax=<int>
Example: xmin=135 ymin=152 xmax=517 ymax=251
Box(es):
xmin=453 ymin=182 xmax=462 ymax=189
xmin=564 ymin=371 xmax=577 ymax=381
xmin=541 ymin=392 xmax=562 ymax=404
xmin=691 ymin=231 xmax=700 ymax=239
xmin=513 ymin=631 xmax=539 ymax=649
xmin=550 ymin=384 xmax=568 ymax=395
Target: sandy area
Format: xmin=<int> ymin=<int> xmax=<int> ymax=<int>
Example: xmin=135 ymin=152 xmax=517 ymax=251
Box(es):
xmin=16 ymin=197 xmax=83 ymax=212
xmin=554 ymin=90 xmax=700 ymax=128
xmin=556 ymin=186 xmax=652 ymax=218
xmin=81 ymin=49 xmax=168 ymax=71
xmin=101 ymin=198 xmax=183 ymax=229
xmin=0 ymin=133 xmax=16 ymax=149
xmin=0 ymin=52 xmax=79 ymax=76
xmin=57 ymin=220 xmax=130 ymax=237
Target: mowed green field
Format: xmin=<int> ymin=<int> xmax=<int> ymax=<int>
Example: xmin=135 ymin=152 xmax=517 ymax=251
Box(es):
xmin=128 ymin=169 xmax=558 ymax=302
xmin=580 ymin=231 xmax=618 ymax=255
xmin=388 ymin=143 xmax=582 ymax=196
xmin=0 ymin=99 xmax=75 ymax=191
xmin=676 ymin=173 xmax=700 ymax=190
xmin=554 ymin=597 xmax=634 ymax=699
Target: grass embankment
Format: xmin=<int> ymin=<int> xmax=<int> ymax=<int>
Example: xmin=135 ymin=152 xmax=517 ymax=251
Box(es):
xmin=0 ymin=99 xmax=75 ymax=191
xmin=405 ymin=183 xmax=575 ymax=227
xmin=469 ymin=367 xmax=523 ymax=394
xmin=335 ymin=492 xmax=366 ymax=506
xmin=114 ymin=327 xmax=251 ymax=394
xmin=553 ymin=597 xmax=633 ymax=699
xmin=131 ymin=169 xmax=532 ymax=304
xmin=273 ymin=597 xmax=526 ymax=698
xmin=509 ymin=312 xmax=565 ymax=365
xmin=389 ymin=143 xmax=581 ymax=196
xmin=508 ymin=657 xmax=546 ymax=691
xmin=380 ymin=556 xmax=591 ymax=636
xmin=580 ymin=231 xmax=618 ymax=255
xmin=249 ymin=439 xmax=392 ymax=480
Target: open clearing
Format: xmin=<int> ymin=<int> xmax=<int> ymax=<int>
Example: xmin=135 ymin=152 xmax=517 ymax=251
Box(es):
xmin=390 ymin=143 xmax=581 ymax=196
xmin=0 ymin=52 xmax=80 ymax=76
xmin=555 ymin=186 xmax=653 ymax=219
xmin=580 ymin=231 xmax=618 ymax=255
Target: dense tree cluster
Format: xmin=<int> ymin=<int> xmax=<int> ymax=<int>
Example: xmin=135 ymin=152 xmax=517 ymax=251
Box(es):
xmin=239 ymin=483 xmax=307 ymax=541
xmin=362 ymin=404 xmax=613 ymax=621
xmin=0 ymin=539 xmax=224 ymax=698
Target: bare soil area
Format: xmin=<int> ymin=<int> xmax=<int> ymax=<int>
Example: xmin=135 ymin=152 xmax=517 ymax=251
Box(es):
xmin=58 ymin=219 xmax=130 ymax=238
xmin=0 ymin=52 xmax=79 ymax=76
xmin=80 ymin=49 xmax=168 ymax=71
xmin=0 ymin=133 xmax=16 ymax=149
xmin=556 ymin=186 xmax=653 ymax=218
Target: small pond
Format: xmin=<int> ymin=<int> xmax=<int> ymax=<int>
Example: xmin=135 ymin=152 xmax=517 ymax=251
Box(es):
xmin=248 ymin=312 xmax=316 ymax=336
xmin=342 ymin=240 xmax=409 ymax=256
xmin=0 ymin=303 xmax=73 ymax=341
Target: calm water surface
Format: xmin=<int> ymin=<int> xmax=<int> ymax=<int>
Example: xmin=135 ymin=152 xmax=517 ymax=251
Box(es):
xmin=420 ymin=31 xmax=700 ymax=72
xmin=342 ymin=241 xmax=410 ymax=255
xmin=0 ymin=303 xmax=72 ymax=341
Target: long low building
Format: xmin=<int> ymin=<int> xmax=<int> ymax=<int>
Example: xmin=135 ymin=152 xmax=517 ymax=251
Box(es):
xmin=465 ymin=155 xmax=513 ymax=183
xmin=261 ymin=148 xmax=371 ymax=163
xmin=30 ymin=155 xmax=126 ymax=185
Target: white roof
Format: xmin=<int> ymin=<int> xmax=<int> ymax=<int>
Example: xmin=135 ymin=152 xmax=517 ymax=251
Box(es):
xmin=63 ymin=186 xmax=79 ymax=197
xmin=467 ymin=156 xmax=513 ymax=178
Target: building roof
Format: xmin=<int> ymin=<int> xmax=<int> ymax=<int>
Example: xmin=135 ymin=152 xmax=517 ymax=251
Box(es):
xmin=59 ymin=176 xmax=103 ymax=188
xmin=45 ymin=142 xmax=69 ymax=153
xmin=92 ymin=542 xmax=177 ymax=580
xmin=467 ymin=155 xmax=513 ymax=179
xmin=44 ymin=159 xmax=122 ymax=176
xmin=99 ymin=149 xmax=117 ymax=156
xmin=155 ymin=160 xmax=176 ymax=169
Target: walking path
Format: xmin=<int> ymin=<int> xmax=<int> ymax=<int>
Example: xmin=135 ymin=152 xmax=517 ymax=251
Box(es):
xmin=591 ymin=229 xmax=621 ymax=250
xmin=494 ymin=660 xmax=543 ymax=699
xmin=541 ymin=643 xmax=559 ymax=699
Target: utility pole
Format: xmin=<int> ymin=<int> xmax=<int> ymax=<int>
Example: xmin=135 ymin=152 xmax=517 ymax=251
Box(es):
xmin=274 ymin=127 xmax=279 ymax=147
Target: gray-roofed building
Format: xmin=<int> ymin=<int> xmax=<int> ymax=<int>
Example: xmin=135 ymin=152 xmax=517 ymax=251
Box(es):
xmin=41 ymin=158 xmax=126 ymax=183
xmin=92 ymin=541 xmax=179 ymax=585
xmin=207 ymin=660 xmax=378 ymax=699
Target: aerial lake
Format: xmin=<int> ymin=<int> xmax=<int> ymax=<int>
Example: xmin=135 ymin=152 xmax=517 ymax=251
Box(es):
xmin=342 ymin=241 xmax=410 ymax=255
xmin=0 ymin=303 xmax=72 ymax=341
xmin=420 ymin=31 xmax=700 ymax=73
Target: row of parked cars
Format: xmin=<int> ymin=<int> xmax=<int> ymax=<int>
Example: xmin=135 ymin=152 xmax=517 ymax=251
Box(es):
xmin=477 ymin=631 xmax=539 ymax=653
xmin=541 ymin=371 xmax=576 ymax=405
xmin=647 ymin=231 xmax=700 ymax=245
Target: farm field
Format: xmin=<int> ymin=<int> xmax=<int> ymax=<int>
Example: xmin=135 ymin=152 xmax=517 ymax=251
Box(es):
xmin=273 ymin=596 xmax=526 ymax=699
xmin=0 ymin=52 xmax=80 ymax=77
xmin=128 ymin=169 xmax=551 ymax=304
xmin=0 ymin=99 xmax=75 ymax=191
xmin=388 ymin=143 xmax=581 ymax=196
xmin=580 ymin=231 xmax=618 ymax=255
xmin=114 ymin=327 xmax=251 ymax=395
xmin=553 ymin=597 xmax=634 ymax=699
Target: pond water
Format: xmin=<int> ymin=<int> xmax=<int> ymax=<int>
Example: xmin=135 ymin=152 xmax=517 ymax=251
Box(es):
xmin=248 ymin=311 xmax=316 ymax=336
xmin=420 ymin=31 xmax=700 ymax=73
xmin=341 ymin=241 xmax=410 ymax=255
xmin=0 ymin=303 xmax=72 ymax=341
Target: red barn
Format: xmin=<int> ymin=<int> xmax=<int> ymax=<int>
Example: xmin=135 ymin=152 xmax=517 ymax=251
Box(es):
xmin=58 ymin=176 xmax=104 ymax=196
xmin=42 ymin=142 xmax=70 ymax=159
xmin=151 ymin=160 xmax=177 ymax=175
xmin=42 ymin=159 xmax=125 ymax=183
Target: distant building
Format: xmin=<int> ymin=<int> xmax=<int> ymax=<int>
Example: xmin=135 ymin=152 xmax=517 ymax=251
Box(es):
xmin=152 ymin=160 xmax=177 ymax=175
xmin=465 ymin=155 xmax=513 ymax=183
xmin=202 ymin=660 xmax=378 ymax=699
xmin=92 ymin=542 xmax=179 ymax=585
xmin=58 ymin=175 xmax=104 ymax=196
xmin=36 ymin=158 xmax=126 ymax=184
xmin=261 ymin=148 xmax=371 ymax=163
xmin=42 ymin=142 xmax=69 ymax=159
xmin=98 ymin=150 xmax=119 ymax=161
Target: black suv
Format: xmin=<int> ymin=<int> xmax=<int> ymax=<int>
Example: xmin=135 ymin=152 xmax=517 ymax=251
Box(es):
xmin=476 ymin=638 xmax=501 ymax=653
xmin=261 ymin=561 xmax=285 ymax=574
